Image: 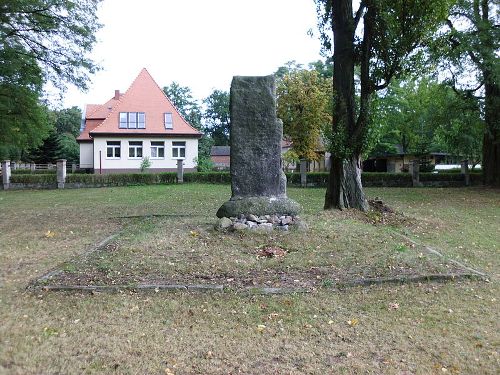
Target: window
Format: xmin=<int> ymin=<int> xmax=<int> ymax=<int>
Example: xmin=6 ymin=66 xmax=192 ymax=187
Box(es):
xmin=164 ymin=112 xmax=173 ymax=129
xmin=129 ymin=141 xmax=143 ymax=158
xmin=106 ymin=141 xmax=121 ymax=158
xmin=119 ymin=113 xmax=127 ymax=128
xmin=138 ymin=113 xmax=145 ymax=129
xmin=172 ymin=141 xmax=185 ymax=159
xmin=150 ymin=141 xmax=165 ymax=159
xmin=119 ymin=112 xmax=146 ymax=129
xmin=128 ymin=112 xmax=137 ymax=128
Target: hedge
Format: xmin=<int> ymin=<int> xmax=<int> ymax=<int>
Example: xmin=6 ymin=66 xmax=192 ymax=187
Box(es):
xmin=11 ymin=169 xmax=56 ymax=175
xmin=184 ymin=172 xmax=231 ymax=184
xmin=10 ymin=174 xmax=56 ymax=184
xmin=66 ymin=172 xmax=178 ymax=185
xmin=8 ymin=171 xmax=480 ymax=188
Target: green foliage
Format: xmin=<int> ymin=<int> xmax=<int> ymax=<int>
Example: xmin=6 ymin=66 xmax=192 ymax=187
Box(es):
xmin=277 ymin=70 xmax=332 ymax=160
xmin=0 ymin=1 xmax=101 ymax=157
xmin=162 ymin=82 xmax=201 ymax=122
xmin=433 ymin=0 xmax=499 ymax=185
xmin=10 ymin=174 xmax=56 ymax=184
xmin=274 ymin=61 xmax=304 ymax=80
xmin=183 ymin=172 xmax=231 ymax=184
xmin=316 ymin=0 xmax=451 ymax=154
xmin=11 ymin=169 xmax=56 ymax=175
xmin=372 ymin=78 xmax=484 ymax=162
xmin=203 ymin=90 xmax=230 ymax=146
xmin=0 ymin=48 xmax=52 ymax=153
xmin=53 ymin=106 xmax=82 ymax=137
xmin=140 ymin=157 xmax=152 ymax=173
xmin=194 ymin=156 xmax=214 ymax=172
xmin=57 ymin=133 xmax=79 ymax=163
xmin=30 ymin=130 xmax=60 ymax=163
xmin=0 ymin=0 xmax=102 ymax=91
xmin=66 ymin=173 xmax=177 ymax=186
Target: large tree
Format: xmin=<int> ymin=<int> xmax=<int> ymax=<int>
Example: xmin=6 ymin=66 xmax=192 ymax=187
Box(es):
xmin=0 ymin=0 xmax=101 ymax=156
xmin=277 ymin=69 xmax=332 ymax=161
xmin=372 ymin=78 xmax=484 ymax=165
xmin=437 ymin=0 xmax=499 ymax=186
xmin=0 ymin=48 xmax=51 ymax=156
xmin=53 ymin=106 xmax=82 ymax=137
xmin=203 ymin=89 xmax=230 ymax=146
xmin=0 ymin=0 xmax=102 ymax=91
xmin=315 ymin=0 xmax=452 ymax=210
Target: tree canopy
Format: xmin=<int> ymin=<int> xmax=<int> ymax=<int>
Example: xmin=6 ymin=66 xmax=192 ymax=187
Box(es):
xmin=434 ymin=0 xmax=499 ymax=185
xmin=203 ymin=89 xmax=230 ymax=146
xmin=0 ymin=0 xmax=102 ymax=91
xmin=277 ymin=69 xmax=332 ymax=161
xmin=372 ymin=78 xmax=484 ymax=165
xmin=0 ymin=0 xmax=102 ymax=158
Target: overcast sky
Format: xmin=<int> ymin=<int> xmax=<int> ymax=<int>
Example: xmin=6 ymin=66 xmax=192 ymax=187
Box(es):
xmin=60 ymin=0 xmax=324 ymax=109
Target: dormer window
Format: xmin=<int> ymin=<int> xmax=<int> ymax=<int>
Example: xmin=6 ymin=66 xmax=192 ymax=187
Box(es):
xmin=119 ymin=112 xmax=146 ymax=129
xmin=164 ymin=112 xmax=173 ymax=129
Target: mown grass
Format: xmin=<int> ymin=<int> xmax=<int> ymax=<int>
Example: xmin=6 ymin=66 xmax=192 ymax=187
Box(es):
xmin=0 ymin=184 xmax=498 ymax=374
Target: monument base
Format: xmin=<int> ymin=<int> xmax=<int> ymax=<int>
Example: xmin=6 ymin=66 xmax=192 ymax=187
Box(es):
xmin=216 ymin=196 xmax=300 ymax=218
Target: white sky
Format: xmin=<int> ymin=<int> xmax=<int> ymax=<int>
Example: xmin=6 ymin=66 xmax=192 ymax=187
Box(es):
xmin=60 ymin=0 xmax=324 ymax=109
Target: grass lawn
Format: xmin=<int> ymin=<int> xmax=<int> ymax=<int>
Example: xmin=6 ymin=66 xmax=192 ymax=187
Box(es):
xmin=0 ymin=184 xmax=498 ymax=374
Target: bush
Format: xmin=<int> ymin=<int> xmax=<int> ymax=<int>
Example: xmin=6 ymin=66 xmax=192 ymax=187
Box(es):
xmin=11 ymin=169 xmax=56 ymax=175
xmin=362 ymin=172 xmax=413 ymax=187
xmin=184 ymin=172 xmax=231 ymax=184
xmin=285 ymin=172 xmax=413 ymax=187
xmin=10 ymin=174 xmax=56 ymax=184
xmin=420 ymin=173 xmax=465 ymax=182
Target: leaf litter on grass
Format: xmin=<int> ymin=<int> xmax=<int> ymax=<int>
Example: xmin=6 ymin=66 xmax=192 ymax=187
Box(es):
xmin=31 ymin=200 xmax=478 ymax=291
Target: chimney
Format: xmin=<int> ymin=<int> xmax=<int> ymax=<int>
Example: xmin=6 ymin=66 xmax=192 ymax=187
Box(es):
xmin=114 ymin=90 xmax=120 ymax=100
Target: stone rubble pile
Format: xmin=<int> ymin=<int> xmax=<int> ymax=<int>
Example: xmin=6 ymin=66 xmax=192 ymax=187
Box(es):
xmin=216 ymin=214 xmax=306 ymax=232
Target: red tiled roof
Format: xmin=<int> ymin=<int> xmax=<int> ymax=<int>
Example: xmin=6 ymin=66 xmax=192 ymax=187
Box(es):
xmin=78 ymin=68 xmax=202 ymax=141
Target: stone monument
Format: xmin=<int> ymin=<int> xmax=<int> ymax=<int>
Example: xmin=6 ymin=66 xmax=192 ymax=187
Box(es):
xmin=216 ymin=75 xmax=300 ymax=219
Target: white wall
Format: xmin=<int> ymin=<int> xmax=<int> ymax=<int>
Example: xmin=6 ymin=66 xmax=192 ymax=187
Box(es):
xmin=79 ymin=143 xmax=93 ymax=168
xmin=92 ymin=137 xmax=198 ymax=171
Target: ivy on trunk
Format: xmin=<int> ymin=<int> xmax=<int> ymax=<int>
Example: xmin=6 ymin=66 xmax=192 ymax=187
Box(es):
xmin=315 ymin=0 xmax=453 ymax=210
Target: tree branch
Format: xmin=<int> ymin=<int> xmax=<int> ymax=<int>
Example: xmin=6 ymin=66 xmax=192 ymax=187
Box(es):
xmin=353 ymin=1 xmax=365 ymax=30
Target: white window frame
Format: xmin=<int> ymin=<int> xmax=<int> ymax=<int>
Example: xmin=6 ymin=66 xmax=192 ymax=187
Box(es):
xmin=172 ymin=141 xmax=186 ymax=159
xmin=150 ymin=141 xmax=165 ymax=159
xmin=164 ymin=112 xmax=173 ymax=129
xmin=119 ymin=112 xmax=146 ymax=129
xmin=106 ymin=141 xmax=121 ymax=159
xmin=128 ymin=141 xmax=143 ymax=159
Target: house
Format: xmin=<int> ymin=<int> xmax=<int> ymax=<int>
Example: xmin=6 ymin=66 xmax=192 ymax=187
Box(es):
xmin=363 ymin=146 xmax=458 ymax=173
xmin=77 ymin=68 xmax=202 ymax=173
xmin=210 ymin=146 xmax=230 ymax=170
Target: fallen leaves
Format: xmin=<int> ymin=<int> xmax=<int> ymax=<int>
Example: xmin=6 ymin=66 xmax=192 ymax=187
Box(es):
xmin=44 ymin=230 xmax=55 ymax=238
xmin=347 ymin=318 xmax=359 ymax=327
xmin=389 ymin=302 xmax=400 ymax=310
xmin=257 ymin=246 xmax=287 ymax=258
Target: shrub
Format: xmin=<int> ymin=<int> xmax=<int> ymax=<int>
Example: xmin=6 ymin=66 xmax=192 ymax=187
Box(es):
xmin=184 ymin=172 xmax=231 ymax=184
xmin=420 ymin=173 xmax=465 ymax=182
xmin=11 ymin=169 xmax=56 ymax=175
xmin=10 ymin=174 xmax=56 ymax=184
xmin=140 ymin=157 xmax=152 ymax=172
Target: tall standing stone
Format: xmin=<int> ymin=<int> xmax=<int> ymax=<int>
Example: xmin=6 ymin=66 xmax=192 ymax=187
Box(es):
xmin=56 ymin=159 xmax=66 ymax=189
xmin=216 ymin=75 xmax=300 ymax=218
xmin=2 ymin=160 xmax=11 ymax=190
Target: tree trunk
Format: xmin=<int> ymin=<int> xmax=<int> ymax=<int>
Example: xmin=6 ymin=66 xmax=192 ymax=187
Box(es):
xmin=324 ymin=155 xmax=369 ymax=211
xmin=324 ymin=0 xmax=369 ymax=211
xmin=482 ymin=80 xmax=500 ymax=186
